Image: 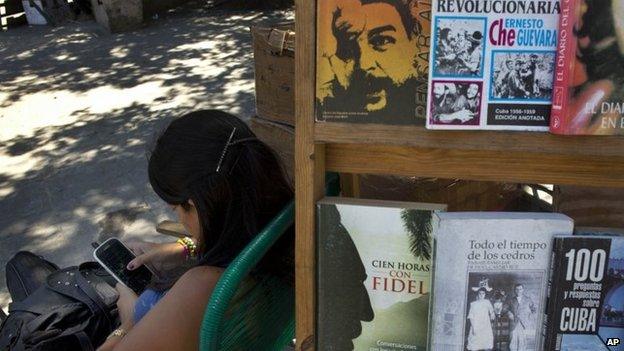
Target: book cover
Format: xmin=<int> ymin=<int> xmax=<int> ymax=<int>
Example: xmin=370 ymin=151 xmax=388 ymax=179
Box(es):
xmin=317 ymin=197 xmax=446 ymax=350
xmin=429 ymin=212 xmax=574 ymax=351
xmin=544 ymin=236 xmax=624 ymax=350
xmin=315 ymin=0 xmax=432 ymax=125
xmin=550 ymin=0 xmax=624 ymax=135
xmin=574 ymin=228 xmax=624 ymax=236
xmin=426 ymin=0 xmax=561 ymax=130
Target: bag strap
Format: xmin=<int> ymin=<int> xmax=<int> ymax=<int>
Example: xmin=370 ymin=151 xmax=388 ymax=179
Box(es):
xmin=45 ymin=266 xmax=115 ymax=333
xmin=6 ymin=301 xmax=35 ymax=314
xmin=74 ymin=271 xmax=115 ymax=333
xmin=73 ymin=331 xmax=95 ymax=351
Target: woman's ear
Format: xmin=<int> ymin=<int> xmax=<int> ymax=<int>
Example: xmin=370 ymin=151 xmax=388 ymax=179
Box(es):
xmin=187 ymin=199 xmax=195 ymax=207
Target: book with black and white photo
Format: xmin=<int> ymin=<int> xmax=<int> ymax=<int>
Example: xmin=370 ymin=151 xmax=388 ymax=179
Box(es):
xmin=426 ymin=0 xmax=560 ymax=130
xmin=429 ymin=212 xmax=573 ymax=351
xmin=317 ymin=197 xmax=446 ymax=351
xmin=544 ymin=235 xmax=624 ymax=350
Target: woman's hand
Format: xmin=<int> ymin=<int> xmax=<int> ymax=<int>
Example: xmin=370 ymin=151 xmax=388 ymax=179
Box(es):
xmin=126 ymin=241 xmax=186 ymax=277
xmin=96 ymin=284 xmax=138 ymax=351
xmin=116 ymin=283 xmax=138 ymax=329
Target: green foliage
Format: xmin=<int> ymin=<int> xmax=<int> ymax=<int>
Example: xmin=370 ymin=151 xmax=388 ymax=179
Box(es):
xmin=401 ymin=210 xmax=432 ymax=261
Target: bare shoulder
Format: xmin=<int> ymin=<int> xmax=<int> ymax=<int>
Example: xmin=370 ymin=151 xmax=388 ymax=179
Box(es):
xmin=113 ymin=266 xmax=226 ymax=351
xmin=172 ymin=265 xmax=224 ymax=294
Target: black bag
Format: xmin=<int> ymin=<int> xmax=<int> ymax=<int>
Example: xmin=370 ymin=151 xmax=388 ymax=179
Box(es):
xmin=4 ymin=252 xmax=60 ymax=305
xmin=0 ymin=252 xmax=119 ymax=351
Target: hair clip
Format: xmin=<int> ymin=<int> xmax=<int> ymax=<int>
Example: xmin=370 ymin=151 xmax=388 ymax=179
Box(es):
xmin=216 ymin=127 xmax=236 ymax=173
xmin=229 ymin=137 xmax=257 ymax=146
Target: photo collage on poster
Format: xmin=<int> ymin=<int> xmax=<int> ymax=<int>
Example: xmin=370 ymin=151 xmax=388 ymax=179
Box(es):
xmin=427 ymin=1 xmax=560 ymax=131
xmin=430 ymin=17 xmax=486 ymax=127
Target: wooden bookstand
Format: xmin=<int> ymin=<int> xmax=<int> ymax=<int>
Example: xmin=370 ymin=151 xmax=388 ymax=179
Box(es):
xmin=294 ymin=1 xmax=624 ymax=349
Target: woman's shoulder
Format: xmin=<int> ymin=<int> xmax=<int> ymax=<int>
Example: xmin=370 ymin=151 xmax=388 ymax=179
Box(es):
xmin=172 ymin=266 xmax=224 ymax=293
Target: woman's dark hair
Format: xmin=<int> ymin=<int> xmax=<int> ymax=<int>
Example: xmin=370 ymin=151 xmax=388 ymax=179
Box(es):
xmin=148 ymin=110 xmax=293 ymax=279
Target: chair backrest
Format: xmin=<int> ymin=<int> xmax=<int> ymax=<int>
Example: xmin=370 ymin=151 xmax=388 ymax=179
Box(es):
xmin=215 ymin=274 xmax=294 ymax=350
xmin=198 ymin=173 xmax=339 ymax=350
xmin=199 ymin=202 xmax=295 ymax=351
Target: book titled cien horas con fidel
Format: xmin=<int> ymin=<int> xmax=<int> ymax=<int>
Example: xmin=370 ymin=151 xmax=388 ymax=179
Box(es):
xmin=544 ymin=235 xmax=624 ymax=350
xmin=426 ymin=0 xmax=560 ymax=130
xmin=429 ymin=212 xmax=573 ymax=351
xmin=317 ymin=197 xmax=446 ymax=350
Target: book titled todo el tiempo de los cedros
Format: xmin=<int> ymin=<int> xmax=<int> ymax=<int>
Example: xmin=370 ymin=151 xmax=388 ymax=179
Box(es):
xmin=317 ymin=197 xmax=446 ymax=351
xmin=429 ymin=212 xmax=573 ymax=351
xmin=427 ymin=0 xmax=560 ymax=130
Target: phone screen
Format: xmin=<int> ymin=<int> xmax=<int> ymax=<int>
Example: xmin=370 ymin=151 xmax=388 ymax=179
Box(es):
xmin=94 ymin=239 xmax=153 ymax=294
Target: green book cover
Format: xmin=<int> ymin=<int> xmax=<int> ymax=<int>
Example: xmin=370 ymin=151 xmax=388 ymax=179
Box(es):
xmin=317 ymin=197 xmax=446 ymax=351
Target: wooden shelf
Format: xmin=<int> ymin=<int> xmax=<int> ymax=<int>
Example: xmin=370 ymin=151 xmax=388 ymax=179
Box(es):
xmin=294 ymin=1 xmax=624 ymax=350
xmin=316 ymin=123 xmax=624 ymax=158
xmin=324 ymin=143 xmax=624 ymax=187
xmin=317 ymin=123 xmax=624 ymax=187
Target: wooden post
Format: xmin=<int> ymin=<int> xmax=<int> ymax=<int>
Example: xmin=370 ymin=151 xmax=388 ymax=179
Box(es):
xmin=295 ymin=0 xmax=325 ymax=350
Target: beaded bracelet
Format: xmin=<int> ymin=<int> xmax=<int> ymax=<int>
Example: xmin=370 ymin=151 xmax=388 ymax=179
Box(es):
xmin=177 ymin=237 xmax=197 ymax=261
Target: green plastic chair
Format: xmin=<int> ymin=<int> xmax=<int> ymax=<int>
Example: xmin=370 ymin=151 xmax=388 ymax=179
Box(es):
xmin=199 ymin=174 xmax=340 ymax=351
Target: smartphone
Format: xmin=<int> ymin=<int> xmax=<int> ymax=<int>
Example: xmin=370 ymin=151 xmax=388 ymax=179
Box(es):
xmin=93 ymin=238 xmax=154 ymax=294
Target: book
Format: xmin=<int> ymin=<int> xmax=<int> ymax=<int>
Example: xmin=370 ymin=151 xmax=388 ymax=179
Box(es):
xmin=426 ymin=1 xmax=561 ymax=130
xmin=315 ymin=0 xmax=432 ymax=125
xmin=317 ymin=197 xmax=446 ymax=350
xmin=544 ymin=236 xmax=624 ymax=350
xmin=550 ymin=0 xmax=624 ymax=135
xmin=429 ymin=212 xmax=573 ymax=351
xmin=575 ymin=227 xmax=624 ymax=237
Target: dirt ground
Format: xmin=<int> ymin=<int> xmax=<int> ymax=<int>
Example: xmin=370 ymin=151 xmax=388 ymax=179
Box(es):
xmin=0 ymin=2 xmax=292 ymax=311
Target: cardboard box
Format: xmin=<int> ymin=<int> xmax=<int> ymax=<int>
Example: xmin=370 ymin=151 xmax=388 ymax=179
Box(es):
xmin=90 ymin=0 xmax=143 ymax=33
xmin=250 ymin=116 xmax=294 ymax=184
xmin=354 ymin=175 xmax=531 ymax=212
xmin=252 ymin=24 xmax=295 ymax=126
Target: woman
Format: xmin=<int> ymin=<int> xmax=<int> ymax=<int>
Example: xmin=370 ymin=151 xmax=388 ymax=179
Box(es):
xmin=466 ymin=287 xmax=495 ymax=351
xmin=97 ymin=110 xmax=293 ymax=350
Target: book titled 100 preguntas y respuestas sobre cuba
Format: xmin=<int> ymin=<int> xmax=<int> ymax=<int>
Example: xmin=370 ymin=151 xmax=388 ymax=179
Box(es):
xmin=544 ymin=235 xmax=624 ymax=350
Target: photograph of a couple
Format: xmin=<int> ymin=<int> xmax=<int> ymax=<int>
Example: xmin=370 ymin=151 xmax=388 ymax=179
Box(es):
xmin=464 ymin=272 xmax=544 ymax=351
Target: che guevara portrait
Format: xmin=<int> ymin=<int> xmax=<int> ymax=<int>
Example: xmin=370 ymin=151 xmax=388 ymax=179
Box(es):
xmin=316 ymin=0 xmax=431 ymax=125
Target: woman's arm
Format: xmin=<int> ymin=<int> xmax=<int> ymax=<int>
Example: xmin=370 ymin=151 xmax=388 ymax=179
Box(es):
xmin=110 ymin=266 xmax=223 ymax=351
